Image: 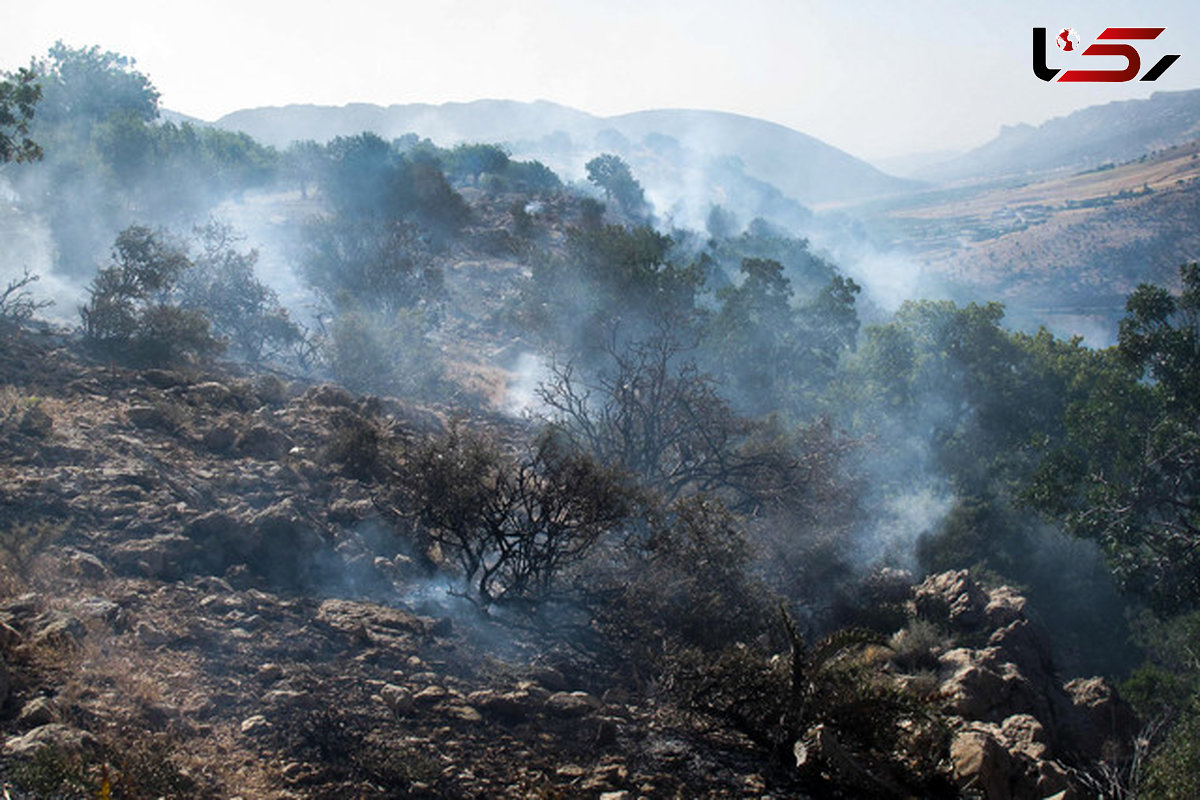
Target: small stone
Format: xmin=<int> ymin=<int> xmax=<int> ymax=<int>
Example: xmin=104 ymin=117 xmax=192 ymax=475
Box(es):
xmin=134 ymin=620 xmax=168 ymax=648
xmin=34 ymin=616 xmax=85 ymax=650
xmin=5 ymin=724 xmax=99 ymax=758
xmin=258 ymin=663 xmax=284 ymax=682
xmin=413 ymin=685 xmax=449 ymax=705
xmin=127 ymin=405 xmax=175 ymax=431
xmin=470 ymin=690 xmax=533 ymax=721
xmin=545 ymin=691 xmax=601 ymax=718
xmin=380 ymin=684 xmax=414 ymax=715
xmin=533 ymin=666 xmax=569 ymax=691
xmin=187 ymin=382 xmax=234 ymax=407
xmin=262 ymin=690 xmax=310 ymax=707
xmin=446 ymin=705 xmax=483 ymax=722
xmin=17 ymin=697 xmax=59 ymax=727
xmin=202 ymin=425 xmax=238 ymax=454
xmin=73 ymin=596 xmax=120 ymax=623
xmin=62 ymin=550 xmax=108 ymax=581
xmin=240 ymin=715 xmax=271 ymax=735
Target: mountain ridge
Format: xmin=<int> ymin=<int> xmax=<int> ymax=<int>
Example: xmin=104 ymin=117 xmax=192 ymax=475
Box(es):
xmin=919 ymin=88 xmax=1200 ymax=181
xmin=210 ymin=99 xmax=918 ymax=206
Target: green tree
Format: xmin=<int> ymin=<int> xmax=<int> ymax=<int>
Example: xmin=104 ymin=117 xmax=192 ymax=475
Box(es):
xmin=503 ymin=158 xmax=561 ymax=193
xmin=0 ymin=67 xmax=42 ymax=163
xmin=299 ymin=216 xmax=439 ymax=313
xmin=705 ymin=259 xmax=859 ymax=416
xmin=585 ymin=153 xmax=649 ymax=218
xmin=1030 ymin=264 xmax=1200 ymax=614
xmin=283 ymin=139 xmax=326 ymax=199
xmin=32 ymin=41 xmax=158 ymax=135
xmin=444 ymin=142 xmax=509 ymax=185
xmin=176 ymin=222 xmax=305 ymax=364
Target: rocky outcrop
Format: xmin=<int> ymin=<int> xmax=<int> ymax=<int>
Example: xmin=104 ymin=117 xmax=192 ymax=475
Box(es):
xmin=911 ymin=569 xmax=1139 ymax=798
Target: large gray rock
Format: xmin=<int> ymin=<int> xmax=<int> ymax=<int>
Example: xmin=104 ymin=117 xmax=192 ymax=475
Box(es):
xmin=235 ymin=424 xmax=293 ymax=460
xmin=1062 ymin=677 xmax=1140 ymax=761
xmin=315 ymin=598 xmax=431 ymax=643
xmin=545 ymin=691 xmax=601 ymax=718
xmin=951 ymin=726 xmax=1014 ymax=799
xmin=5 ymin=724 xmax=100 ymax=758
xmin=916 ymin=571 xmax=1136 ymax=798
xmin=913 ymin=569 xmax=989 ymax=630
xmin=109 ymin=534 xmax=198 ymax=579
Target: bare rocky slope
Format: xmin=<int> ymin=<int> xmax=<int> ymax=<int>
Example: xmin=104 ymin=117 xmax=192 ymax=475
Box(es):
xmin=0 ymin=324 xmax=1140 ymax=798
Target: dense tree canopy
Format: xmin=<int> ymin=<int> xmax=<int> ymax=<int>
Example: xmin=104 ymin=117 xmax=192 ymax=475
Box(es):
xmin=1030 ymin=264 xmax=1200 ymax=614
xmin=30 ymin=41 xmax=159 ymax=147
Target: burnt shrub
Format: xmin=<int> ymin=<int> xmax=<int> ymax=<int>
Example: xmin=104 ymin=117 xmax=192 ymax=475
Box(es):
xmin=275 ymin=707 xmax=441 ymax=792
xmin=585 ymin=495 xmax=771 ymax=676
xmin=405 ymin=425 xmax=631 ymax=608
xmin=665 ymin=614 xmax=951 ymax=797
xmin=325 ymin=410 xmax=395 ymax=481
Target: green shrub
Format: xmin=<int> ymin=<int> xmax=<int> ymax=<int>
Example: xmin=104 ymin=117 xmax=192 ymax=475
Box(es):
xmin=80 ymin=225 xmax=222 ymax=366
xmin=10 ymin=735 xmax=198 ymax=799
xmin=1141 ymin=695 xmax=1200 ymax=799
xmin=177 ymin=222 xmax=305 ymax=364
xmin=588 ymin=496 xmax=771 ymax=668
xmin=10 ymin=745 xmax=91 ymax=798
xmin=665 ymin=613 xmax=948 ymax=794
xmin=889 ymin=619 xmax=951 ymax=672
xmin=322 ymin=307 xmax=444 ymax=399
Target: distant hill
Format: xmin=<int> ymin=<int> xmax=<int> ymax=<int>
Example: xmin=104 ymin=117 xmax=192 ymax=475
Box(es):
xmin=870 ymin=149 xmax=963 ymax=179
xmin=921 ymin=89 xmax=1200 ymax=181
xmin=211 ymin=100 xmax=918 ymax=208
xmin=158 ymin=108 xmax=208 ymax=127
xmin=858 ymin=135 xmax=1200 ymax=343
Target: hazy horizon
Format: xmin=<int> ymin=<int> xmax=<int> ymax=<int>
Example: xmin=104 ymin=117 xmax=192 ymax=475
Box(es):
xmin=3 ymin=0 xmax=1199 ymax=162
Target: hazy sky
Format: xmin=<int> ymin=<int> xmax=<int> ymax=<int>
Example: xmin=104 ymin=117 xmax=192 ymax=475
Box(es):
xmin=2 ymin=0 xmax=1198 ymax=160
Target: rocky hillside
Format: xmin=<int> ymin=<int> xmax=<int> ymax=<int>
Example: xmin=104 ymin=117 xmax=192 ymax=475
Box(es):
xmin=0 ymin=322 xmax=1142 ymax=798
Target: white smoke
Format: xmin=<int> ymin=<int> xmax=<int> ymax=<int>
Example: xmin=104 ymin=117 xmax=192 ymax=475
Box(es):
xmin=503 ymin=350 xmax=553 ymax=417
xmin=0 ymin=181 xmax=84 ymax=326
xmin=860 ymin=484 xmax=955 ymax=569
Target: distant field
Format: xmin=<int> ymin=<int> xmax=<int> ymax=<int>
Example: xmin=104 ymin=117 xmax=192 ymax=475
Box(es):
xmin=849 ymin=140 xmax=1200 ymax=342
